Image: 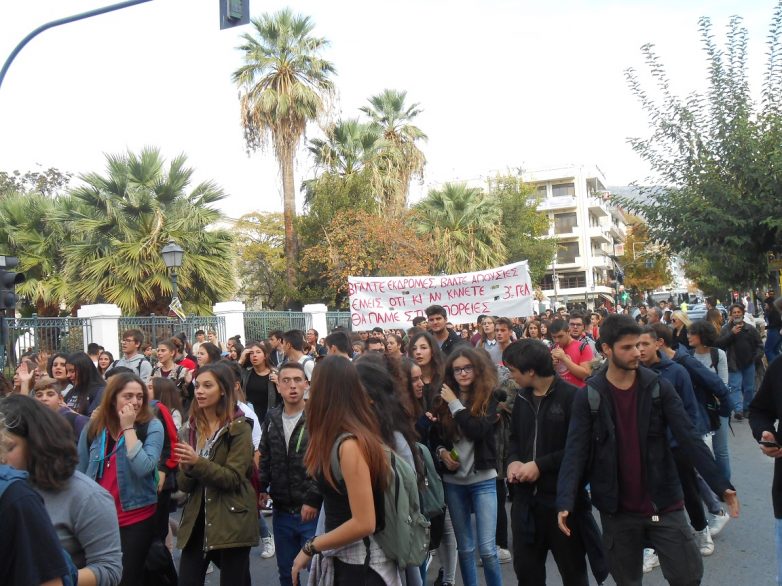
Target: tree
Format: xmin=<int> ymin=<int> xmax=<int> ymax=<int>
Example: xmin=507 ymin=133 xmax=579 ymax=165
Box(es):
xmin=619 ymin=218 xmax=672 ymax=294
xmin=60 ymin=148 xmax=235 ymax=315
xmin=300 ymin=209 xmax=432 ymax=308
xmin=620 ymin=8 xmax=782 ymax=288
xmin=234 ymin=212 xmax=289 ymax=309
xmin=412 ymin=182 xmax=507 ymax=274
xmin=308 ymin=118 xmax=382 ymax=176
xmin=234 ymin=9 xmax=335 ymax=292
xmin=360 ymin=89 xmax=427 ymax=215
xmin=487 ymin=174 xmax=556 ymax=282
xmin=0 ymin=168 xmax=72 ymax=198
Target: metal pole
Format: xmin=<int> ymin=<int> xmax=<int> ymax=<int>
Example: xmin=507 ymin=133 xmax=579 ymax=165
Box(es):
xmin=171 ymin=269 xmax=179 ymax=301
xmin=0 ymin=0 xmax=154 ymax=91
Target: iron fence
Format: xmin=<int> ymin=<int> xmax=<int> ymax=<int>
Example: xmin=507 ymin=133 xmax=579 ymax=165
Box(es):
xmin=1 ymin=315 xmax=93 ymax=370
xmin=244 ymin=311 xmax=308 ymax=342
xmin=326 ymin=311 xmax=352 ymax=332
xmin=117 ymin=316 xmax=226 ymax=351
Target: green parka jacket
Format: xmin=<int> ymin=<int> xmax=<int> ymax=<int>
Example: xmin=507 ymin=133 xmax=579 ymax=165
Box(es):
xmin=176 ymin=415 xmax=259 ymax=552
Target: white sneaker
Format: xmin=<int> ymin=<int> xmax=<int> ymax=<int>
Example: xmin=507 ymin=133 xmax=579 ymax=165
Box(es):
xmin=697 ymin=526 xmax=715 ymax=556
xmin=643 ymin=548 xmax=659 ymax=573
xmin=206 ymin=561 xmax=215 ymax=574
xmin=497 ymin=548 xmax=512 ymax=564
xmin=708 ymin=510 xmax=730 ymax=537
xmin=260 ymin=536 xmax=276 ymax=558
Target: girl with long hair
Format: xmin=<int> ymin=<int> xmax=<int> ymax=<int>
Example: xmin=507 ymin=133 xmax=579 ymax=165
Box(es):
xmin=431 ymin=346 xmax=502 ymax=586
xmin=401 ymin=357 xmax=426 ymax=420
xmin=386 ymin=333 xmax=405 ymax=358
xmin=64 ymin=352 xmax=106 ymax=416
xmin=196 ymin=342 xmax=222 ymax=367
xmin=174 ymin=362 xmax=259 ymax=585
xmin=407 ymin=331 xmax=445 ymax=410
xmin=291 ymin=355 xmax=396 ymax=585
xmin=150 ymin=377 xmax=184 ymax=430
xmin=77 ymin=371 xmax=164 ymax=586
xmin=706 ymin=308 xmax=724 ymax=337
xmin=476 ymin=316 xmax=502 ymax=364
xmin=48 ymin=352 xmax=71 ymax=392
xmin=539 ymin=320 xmax=553 ymax=343
xmin=238 ymin=340 xmax=278 ymax=419
xmin=524 ymin=320 xmax=551 ymax=349
xmin=98 ymin=351 xmax=115 ymax=379
xmin=152 ymin=338 xmax=193 ymax=408
xmin=1 ymin=394 xmax=123 ymax=586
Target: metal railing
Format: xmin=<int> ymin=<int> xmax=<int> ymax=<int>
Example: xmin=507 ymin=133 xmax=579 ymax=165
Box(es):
xmin=2 ymin=315 xmax=93 ymax=370
xmin=244 ymin=311 xmax=308 ymax=342
xmin=326 ymin=311 xmax=352 ymax=332
xmin=117 ymin=316 xmax=226 ymax=350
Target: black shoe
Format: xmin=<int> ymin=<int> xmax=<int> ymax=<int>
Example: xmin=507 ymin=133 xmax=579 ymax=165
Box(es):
xmin=434 ymin=567 xmax=443 ymax=586
xmin=733 ymin=412 xmax=744 ymax=421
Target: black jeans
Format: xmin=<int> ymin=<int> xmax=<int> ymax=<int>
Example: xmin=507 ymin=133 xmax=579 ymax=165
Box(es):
xmin=496 ymin=478 xmax=509 ymax=549
xmin=600 ymin=509 xmax=702 ymax=586
xmin=511 ymin=502 xmax=589 ymax=586
xmin=179 ymin=506 xmax=251 ymax=586
xmin=119 ymin=515 xmax=156 ymax=586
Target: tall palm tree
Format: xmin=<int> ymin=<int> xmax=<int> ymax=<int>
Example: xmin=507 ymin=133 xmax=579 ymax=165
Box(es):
xmin=233 ymin=9 xmax=335 ymax=291
xmin=361 ymin=89 xmax=427 ymax=215
xmin=60 ymin=148 xmax=235 ymax=315
xmin=308 ymin=118 xmax=382 ymax=176
xmin=413 ymin=182 xmax=507 ymax=274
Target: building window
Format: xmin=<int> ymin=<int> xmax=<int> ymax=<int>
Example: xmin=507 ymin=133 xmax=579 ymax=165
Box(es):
xmin=557 ymin=241 xmax=579 ymax=264
xmin=552 ymin=182 xmax=575 ymax=197
xmin=535 ymin=184 xmax=547 ymax=199
xmin=541 ymin=271 xmax=586 ymax=289
xmin=554 ymin=212 xmax=578 ymax=234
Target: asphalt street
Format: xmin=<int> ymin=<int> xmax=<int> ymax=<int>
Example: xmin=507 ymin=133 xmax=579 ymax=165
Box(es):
xmin=188 ymin=415 xmax=776 ymax=585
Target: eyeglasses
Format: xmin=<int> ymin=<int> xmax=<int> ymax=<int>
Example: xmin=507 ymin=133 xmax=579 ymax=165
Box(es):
xmin=453 ymin=365 xmax=474 ymax=375
xmin=122 ymin=338 xmax=136 ymax=343
xmin=568 ymin=322 xmax=584 ymax=328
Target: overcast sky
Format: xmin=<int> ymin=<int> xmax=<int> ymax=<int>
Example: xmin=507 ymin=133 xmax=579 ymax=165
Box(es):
xmin=0 ymin=0 xmax=774 ymax=219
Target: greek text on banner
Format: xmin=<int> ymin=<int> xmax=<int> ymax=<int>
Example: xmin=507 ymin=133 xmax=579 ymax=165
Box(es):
xmin=348 ymin=260 xmax=534 ymax=329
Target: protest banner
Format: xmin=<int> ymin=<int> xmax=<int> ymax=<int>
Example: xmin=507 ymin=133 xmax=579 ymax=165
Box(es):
xmin=348 ymin=260 xmax=534 ymax=329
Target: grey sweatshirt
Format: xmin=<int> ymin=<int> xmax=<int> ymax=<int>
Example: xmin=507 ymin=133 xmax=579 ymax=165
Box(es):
xmin=35 ymin=471 xmax=123 ymax=586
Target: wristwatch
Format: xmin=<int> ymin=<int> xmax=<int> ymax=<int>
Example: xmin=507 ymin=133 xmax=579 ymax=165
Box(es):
xmin=302 ymin=537 xmax=320 ymax=556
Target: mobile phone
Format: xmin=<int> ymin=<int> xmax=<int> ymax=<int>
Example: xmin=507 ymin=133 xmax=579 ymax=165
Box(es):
xmin=759 ymin=440 xmax=781 ymax=449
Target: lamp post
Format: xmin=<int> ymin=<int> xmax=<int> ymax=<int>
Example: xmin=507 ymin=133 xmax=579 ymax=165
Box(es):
xmin=161 ymin=241 xmax=184 ymax=302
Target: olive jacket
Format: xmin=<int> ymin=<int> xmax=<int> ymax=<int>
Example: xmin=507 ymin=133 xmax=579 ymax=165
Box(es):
xmin=176 ymin=416 xmax=259 ymax=553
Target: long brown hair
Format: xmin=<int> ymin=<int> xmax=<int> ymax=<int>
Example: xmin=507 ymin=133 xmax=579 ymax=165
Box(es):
xmin=436 ymin=346 xmax=497 ymax=442
xmin=304 ymin=356 xmax=389 ymax=491
xmin=188 ymin=363 xmax=237 ymax=450
xmin=88 ymin=372 xmax=153 ymax=441
xmin=406 ymin=331 xmax=445 ymax=409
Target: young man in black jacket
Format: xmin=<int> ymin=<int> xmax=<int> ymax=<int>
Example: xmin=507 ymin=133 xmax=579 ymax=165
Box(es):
xmin=259 ymin=362 xmax=322 ymax=586
xmin=504 ymin=339 xmax=600 ymax=586
xmin=557 ymin=314 xmax=740 ymax=586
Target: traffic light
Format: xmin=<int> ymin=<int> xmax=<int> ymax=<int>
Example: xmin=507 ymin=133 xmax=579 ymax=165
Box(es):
xmin=0 ymin=256 xmax=25 ymax=311
xmin=219 ymin=0 xmax=249 ymax=29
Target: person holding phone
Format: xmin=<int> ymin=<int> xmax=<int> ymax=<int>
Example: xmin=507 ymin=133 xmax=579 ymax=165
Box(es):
xmin=716 ymin=303 xmax=764 ymax=420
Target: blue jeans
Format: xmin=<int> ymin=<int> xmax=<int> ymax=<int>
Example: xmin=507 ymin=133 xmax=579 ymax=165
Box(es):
xmin=259 ymin=512 xmax=272 ymax=539
xmin=273 ymin=510 xmax=317 ymax=586
xmin=443 ymin=478 xmax=502 ymax=586
xmin=728 ymin=363 xmax=756 ymax=412
xmin=711 ymin=416 xmax=731 ymax=481
xmin=767 ymin=327 xmax=782 ymax=363
xmin=777 ymin=518 xmax=782 ymax=586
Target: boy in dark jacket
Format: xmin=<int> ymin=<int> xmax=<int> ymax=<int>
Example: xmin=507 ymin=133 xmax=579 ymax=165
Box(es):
xmin=557 ymin=314 xmax=739 ymax=586
xmin=259 ymin=362 xmax=321 ymax=586
xmin=504 ymin=338 xmax=601 ymax=586
xmin=716 ymin=303 xmax=764 ymax=418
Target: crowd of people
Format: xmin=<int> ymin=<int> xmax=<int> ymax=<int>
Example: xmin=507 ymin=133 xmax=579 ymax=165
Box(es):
xmin=1 ymin=291 xmax=781 ymax=586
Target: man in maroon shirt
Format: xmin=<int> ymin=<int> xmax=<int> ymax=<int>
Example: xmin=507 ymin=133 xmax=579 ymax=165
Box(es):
xmin=556 ymin=314 xmax=740 ymax=585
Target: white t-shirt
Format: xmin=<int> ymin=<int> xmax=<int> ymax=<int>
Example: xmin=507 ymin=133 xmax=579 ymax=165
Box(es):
xmin=237 ymin=400 xmax=261 ymax=451
xmin=282 ymin=410 xmax=304 ymax=449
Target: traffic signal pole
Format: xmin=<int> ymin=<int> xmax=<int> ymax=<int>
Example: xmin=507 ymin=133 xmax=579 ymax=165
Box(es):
xmin=0 ymin=0 xmax=153 ymax=92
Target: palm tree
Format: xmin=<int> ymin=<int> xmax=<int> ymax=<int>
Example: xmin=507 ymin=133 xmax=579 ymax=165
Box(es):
xmin=308 ymin=118 xmax=382 ymax=176
xmin=60 ymin=148 xmax=235 ymax=315
xmin=413 ymin=182 xmax=507 ymax=274
xmin=233 ymin=9 xmax=335 ymax=291
xmin=361 ymin=89 xmax=427 ymax=215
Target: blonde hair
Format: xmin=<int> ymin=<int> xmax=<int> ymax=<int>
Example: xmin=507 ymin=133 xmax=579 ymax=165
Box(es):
xmin=671 ymin=310 xmax=691 ymax=328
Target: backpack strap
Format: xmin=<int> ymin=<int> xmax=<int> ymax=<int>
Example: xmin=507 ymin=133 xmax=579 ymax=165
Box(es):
xmin=329 ymin=432 xmax=356 ymax=485
xmin=651 ymin=381 xmax=660 ymax=402
xmin=587 ymin=385 xmax=601 ymax=416
xmin=709 ymin=347 xmax=719 ymax=373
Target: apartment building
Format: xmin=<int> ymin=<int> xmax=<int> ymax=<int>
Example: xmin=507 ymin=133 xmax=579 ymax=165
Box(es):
xmin=524 ymin=165 xmax=626 ymax=309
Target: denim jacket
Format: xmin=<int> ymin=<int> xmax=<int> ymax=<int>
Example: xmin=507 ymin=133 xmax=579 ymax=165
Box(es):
xmin=77 ymin=418 xmax=163 ymax=511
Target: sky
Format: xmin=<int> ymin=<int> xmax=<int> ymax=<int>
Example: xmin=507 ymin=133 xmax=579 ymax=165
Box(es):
xmin=0 ymin=0 xmax=775 ymax=220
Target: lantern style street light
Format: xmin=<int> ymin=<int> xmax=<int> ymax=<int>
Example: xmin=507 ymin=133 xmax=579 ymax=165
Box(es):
xmin=161 ymin=241 xmax=184 ymax=302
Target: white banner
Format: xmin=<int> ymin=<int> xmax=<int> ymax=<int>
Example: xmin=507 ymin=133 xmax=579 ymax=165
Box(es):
xmin=348 ymin=260 xmax=534 ymax=330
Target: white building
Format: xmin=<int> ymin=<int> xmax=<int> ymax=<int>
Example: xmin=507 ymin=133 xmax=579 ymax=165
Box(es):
xmin=524 ymin=165 xmax=627 ymax=309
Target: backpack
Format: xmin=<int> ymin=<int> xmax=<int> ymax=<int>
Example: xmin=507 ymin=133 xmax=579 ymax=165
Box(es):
xmin=330 ymin=433 xmax=430 ymax=567
xmin=415 ymin=443 xmax=444 ymax=518
xmin=0 ymin=466 xmax=79 ymax=586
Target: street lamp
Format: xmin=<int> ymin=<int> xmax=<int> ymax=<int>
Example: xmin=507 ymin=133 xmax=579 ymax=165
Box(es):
xmin=161 ymin=241 xmax=184 ymax=302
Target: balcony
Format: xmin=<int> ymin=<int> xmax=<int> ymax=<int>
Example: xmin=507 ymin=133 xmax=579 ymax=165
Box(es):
xmin=608 ymin=222 xmax=626 ymax=240
xmin=589 ymin=254 xmax=613 ymax=268
xmin=536 ymin=196 xmax=577 ymax=212
xmin=588 ymin=225 xmax=610 ymax=244
xmin=587 ymin=196 xmax=610 ymax=217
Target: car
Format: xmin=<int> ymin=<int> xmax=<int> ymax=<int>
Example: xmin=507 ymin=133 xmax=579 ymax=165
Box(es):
xmin=686 ymin=303 xmax=728 ymax=323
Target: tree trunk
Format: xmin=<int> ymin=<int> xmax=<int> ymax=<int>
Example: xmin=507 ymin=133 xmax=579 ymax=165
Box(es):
xmin=280 ymin=151 xmax=298 ymax=296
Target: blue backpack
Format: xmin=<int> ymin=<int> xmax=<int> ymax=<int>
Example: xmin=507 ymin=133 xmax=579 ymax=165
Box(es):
xmin=0 ymin=465 xmax=78 ymax=586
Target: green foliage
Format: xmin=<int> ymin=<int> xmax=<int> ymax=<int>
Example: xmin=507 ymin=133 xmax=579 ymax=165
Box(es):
xmin=412 ymin=182 xmax=506 ymax=274
xmin=234 ymin=212 xmax=290 ymax=309
xmin=620 ymin=7 xmax=782 ymax=288
xmin=486 ymin=174 xmax=556 ymax=281
xmin=61 ymin=148 xmax=235 ymax=315
xmin=0 ymin=168 xmax=72 ymax=198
